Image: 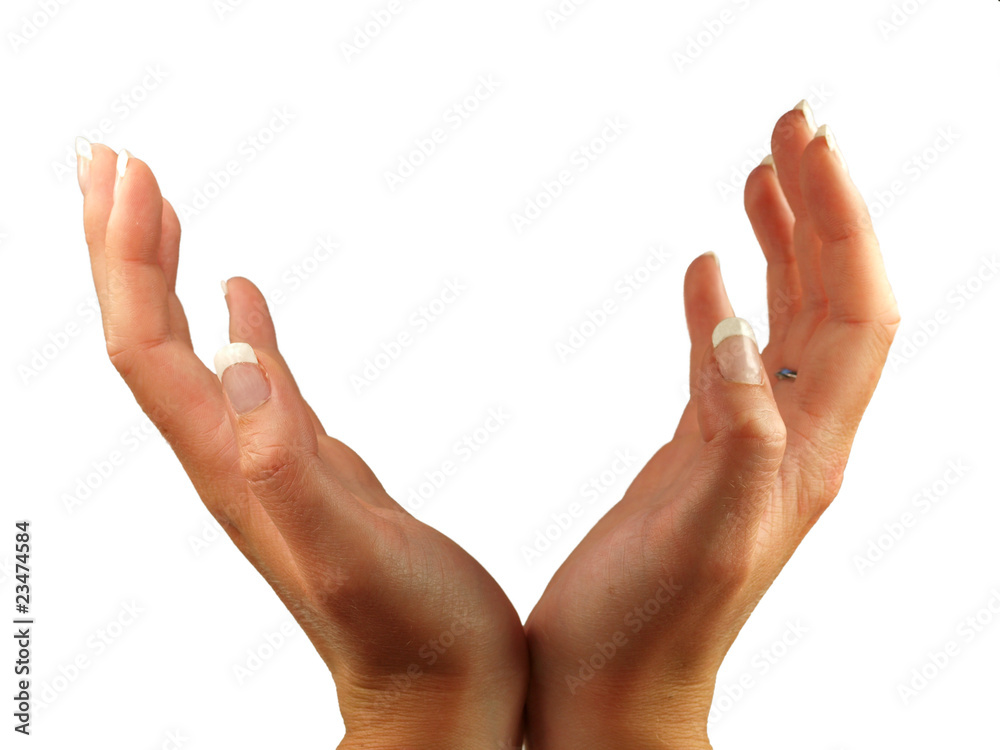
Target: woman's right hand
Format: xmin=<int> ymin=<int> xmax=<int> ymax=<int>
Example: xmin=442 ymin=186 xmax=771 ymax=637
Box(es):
xmin=75 ymin=140 xmax=528 ymax=749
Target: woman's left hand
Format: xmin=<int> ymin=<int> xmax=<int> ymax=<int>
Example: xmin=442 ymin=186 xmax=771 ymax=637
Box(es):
xmin=524 ymin=103 xmax=900 ymax=749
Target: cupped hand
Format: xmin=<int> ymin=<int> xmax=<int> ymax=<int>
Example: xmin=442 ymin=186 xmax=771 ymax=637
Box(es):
xmin=75 ymin=142 xmax=527 ymax=750
xmin=524 ymin=103 xmax=901 ymax=749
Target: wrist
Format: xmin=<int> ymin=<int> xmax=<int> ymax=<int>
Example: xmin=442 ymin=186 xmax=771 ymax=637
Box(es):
xmin=525 ymin=672 xmax=714 ymax=750
xmin=338 ymin=672 xmax=525 ymax=750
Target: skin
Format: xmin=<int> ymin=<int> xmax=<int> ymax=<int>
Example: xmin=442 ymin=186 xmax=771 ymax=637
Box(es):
xmin=524 ymin=108 xmax=900 ymax=747
xmin=76 ymin=102 xmax=898 ymax=748
xmin=77 ymin=146 xmax=527 ymax=748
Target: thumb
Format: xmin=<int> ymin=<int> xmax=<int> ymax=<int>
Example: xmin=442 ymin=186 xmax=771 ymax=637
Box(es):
xmin=681 ymin=318 xmax=786 ymax=570
xmin=213 ymin=342 xmax=368 ymax=569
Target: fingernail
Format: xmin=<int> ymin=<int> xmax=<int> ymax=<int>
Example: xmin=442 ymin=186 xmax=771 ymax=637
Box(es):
xmin=760 ymin=153 xmax=775 ymax=171
xmin=214 ymin=343 xmax=271 ymax=415
xmin=701 ymin=251 xmax=721 ymax=270
xmin=712 ymin=318 xmax=762 ymax=385
xmin=221 ymin=279 xmax=229 ymax=297
xmin=75 ymin=136 xmax=92 ymax=195
xmin=114 ymin=149 xmax=130 ymax=195
xmin=816 ymin=124 xmax=847 ymax=169
xmin=794 ymin=99 xmax=817 ymax=131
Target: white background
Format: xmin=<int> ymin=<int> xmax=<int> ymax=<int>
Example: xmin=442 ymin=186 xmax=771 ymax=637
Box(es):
xmin=2 ymin=0 xmax=998 ymax=747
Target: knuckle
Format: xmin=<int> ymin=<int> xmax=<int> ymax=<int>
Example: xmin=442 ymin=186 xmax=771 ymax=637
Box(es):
xmin=874 ymin=314 xmax=901 ymax=351
xmin=726 ymin=408 xmax=787 ymax=464
xmin=106 ymin=338 xmax=165 ymax=379
xmin=241 ymin=441 xmax=309 ymax=499
xmin=106 ymin=341 xmax=136 ymax=377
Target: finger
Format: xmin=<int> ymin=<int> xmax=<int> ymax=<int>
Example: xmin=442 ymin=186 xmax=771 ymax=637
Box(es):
xmin=156 ymin=199 xmax=194 ymax=348
xmin=96 ymin=148 xmax=230 ymax=474
xmin=222 ymin=278 xmax=394 ymax=507
xmin=159 ymin=198 xmax=182 ymax=292
xmin=103 ymin=150 xmax=173 ymax=359
xmin=801 ymin=128 xmax=900 ymax=325
xmin=676 ymin=252 xmax=734 ymax=439
xmin=744 ymin=157 xmax=801 ymax=349
xmin=787 ymin=129 xmax=900 ymax=454
xmin=213 ymin=342 xmax=374 ymax=578
xmin=223 ymin=276 xmax=327 ymax=437
xmin=79 ymin=140 xmax=119 ymax=310
xmin=672 ymin=316 xmax=785 ymax=580
xmin=771 ymin=101 xmax=827 ymax=319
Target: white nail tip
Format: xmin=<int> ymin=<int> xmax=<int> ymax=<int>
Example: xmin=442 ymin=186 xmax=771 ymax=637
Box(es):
xmin=116 ymin=149 xmax=130 ymax=178
xmin=75 ymin=136 xmax=92 ymax=160
xmin=712 ymin=317 xmax=757 ymax=348
xmin=221 ymin=279 xmax=229 ymax=297
xmin=214 ymin=343 xmax=258 ymax=378
xmin=760 ymin=154 xmax=775 ymax=169
xmin=816 ymin=123 xmax=837 ymax=150
xmin=794 ymin=99 xmax=817 ymax=130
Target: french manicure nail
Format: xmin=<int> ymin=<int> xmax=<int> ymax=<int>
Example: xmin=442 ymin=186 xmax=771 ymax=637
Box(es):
xmin=75 ymin=136 xmax=92 ymax=195
xmin=794 ymin=99 xmax=817 ymax=131
xmin=816 ymin=124 xmax=847 ymax=169
xmin=712 ymin=318 xmax=763 ymax=385
xmin=760 ymin=153 xmax=775 ymax=171
xmin=214 ymin=343 xmax=271 ymax=415
xmin=114 ymin=149 xmax=130 ymax=194
xmin=221 ymin=279 xmax=229 ymax=297
xmin=701 ymin=251 xmax=721 ymax=270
